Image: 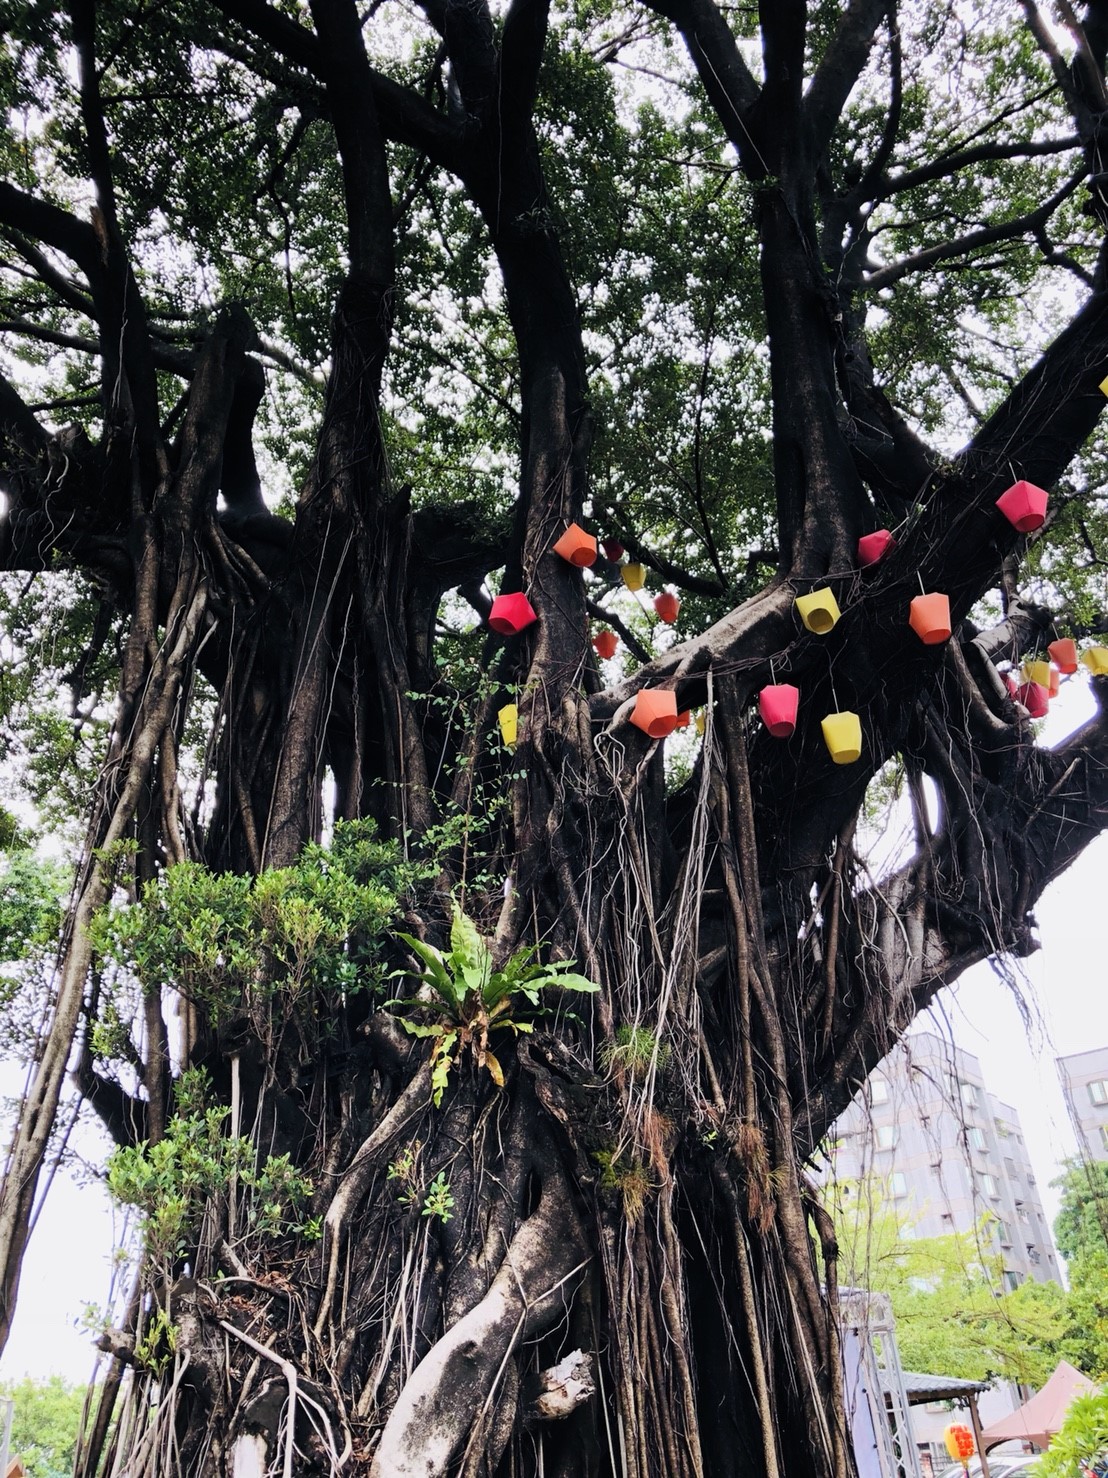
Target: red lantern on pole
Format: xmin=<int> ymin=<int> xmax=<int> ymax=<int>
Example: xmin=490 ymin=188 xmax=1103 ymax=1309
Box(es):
xmin=593 ymin=629 xmax=618 ymax=660
xmin=996 ymin=480 xmax=1048 ymax=533
xmin=488 ymin=592 xmax=538 ymax=636
xmin=654 ymin=591 xmax=681 ymax=624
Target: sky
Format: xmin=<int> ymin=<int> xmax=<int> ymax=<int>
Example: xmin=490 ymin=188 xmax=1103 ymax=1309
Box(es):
xmin=0 ymin=675 xmax=1106 ymax=1387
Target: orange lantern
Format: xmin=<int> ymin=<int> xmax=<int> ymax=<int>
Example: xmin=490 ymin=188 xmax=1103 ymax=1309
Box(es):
xmin=552 ymin=523 xmax=597 ymax=568
xmin=857 ymin=530 xmax=895 ymax=567
xmin=943 ymin=1423 xmax=975 ymax=1462
xmin=630 ymin=689 xmax=679 ymax=739
xmin=489 ymin=592 xmax=538 ymax=636
xmin=593 ymin=630 xmax=618 ymax=660
xmin=654 ymin=591 xmax=680 ymax=624
xmin=1049 ymin=638 xmax=1078 ymax=674
xmin=1049 ymin=668 xmax=1060 ymax=697
xmin=996 ymin=480 xmax=1048 ymax=533
xmin=909 ymin=592 xmax=951 ymax=645
xmin=601 ymin=537 xmax=625 ymax=561
xmin=622 ymin=562 xmax=646 ymax=592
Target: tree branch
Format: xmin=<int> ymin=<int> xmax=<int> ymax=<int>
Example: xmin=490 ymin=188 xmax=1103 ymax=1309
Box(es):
xmin=805 ymin=0 xmax=889 ymax=156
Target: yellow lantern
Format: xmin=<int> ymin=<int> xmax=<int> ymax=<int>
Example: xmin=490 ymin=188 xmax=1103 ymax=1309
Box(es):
xmin=1082 ymin=646 xmax=1108 ymax=676
xmin=795 ymin=588 xmax=841 ymax=635
xmin=1021 ymin=659 xmax=1052 ymax=689
xmin=821 ymin=712 xmax=862 ymax=765
xmin=621 ymin=562 xmax=646 ymax=592
xmin=943 ymin=1423 xmax=975 ymax=1462
xmin=498 ymin=703 xmax=518 ymax=747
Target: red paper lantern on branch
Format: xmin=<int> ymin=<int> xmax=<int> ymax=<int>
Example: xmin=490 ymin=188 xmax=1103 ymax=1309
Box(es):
xmin=654 ymin=591 xmax=680 ymax=624
xmin=593 ymin=630 xmax=618 ymax=660
xmin=488 ymin=593 xmax=538 ymax=636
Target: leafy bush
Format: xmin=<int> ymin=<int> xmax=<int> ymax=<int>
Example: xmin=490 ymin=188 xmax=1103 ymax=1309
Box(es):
xmin=1036 ymin=1387 xmax=1108 ymax=1478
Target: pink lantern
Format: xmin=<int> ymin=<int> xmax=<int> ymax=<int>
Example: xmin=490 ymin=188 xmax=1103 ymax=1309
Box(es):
xmin=488 ymin=592 xmax=538 ymax=636
xmin=995 ymin=480 xmax=1048 ymax=533
xmin=1017 ymin=681 xmax=1049 ymax=719
xmin=601 ymin=538 xmax=625 ymax=561
xmin=758 ymin=684 xmax=799 ymax=739
xmin=857 ymin=530 xmax=895 ymax=567
xmin=630 ymin=690 xmax=679 ymax=739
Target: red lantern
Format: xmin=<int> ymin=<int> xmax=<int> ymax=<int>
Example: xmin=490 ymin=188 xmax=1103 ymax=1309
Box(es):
xmin=1048 ymin=637 xmax=1078 ymax=674
xmin=1003 ymin=673 xmax=1018 ymax=698
xmin=552 ymin=523 xmax=597 ymax=567
xmin=909 ymin=593 xmax=952 ymax=645
xmin=1017 ymin=681 xmax=1049 ymax=719
xmin=675 ymin=710 xmax=691 ymax=729
xmin=601 ymin=538 xmax=625 ymax=561
xmin=1049 ymin=667 xmax=1061 ymax=697
xmin=630 ymin=690 xmax=679 ymax=739
xmin=758 ymin=684 xmax=799 ymax=739
xmin=996 ymin=480 xmax=1048 ymax=533
xmin=654 ymin=591 xmax=680 ymax=624
xmin=488 ymin=592 xmax=538 ymax=636
xmin=593 ymin=629 xmax=618 ymax=660
xmin=857 ymin=530 xmax=895 ymax=567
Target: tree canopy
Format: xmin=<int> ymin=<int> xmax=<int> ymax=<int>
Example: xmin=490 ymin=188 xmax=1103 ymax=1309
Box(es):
xmin=4 ymin=0 xmax=1108 ymax=1475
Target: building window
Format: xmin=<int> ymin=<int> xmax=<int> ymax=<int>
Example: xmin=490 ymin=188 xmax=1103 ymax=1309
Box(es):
xmin=870 ymin=1077 xmax=890 ymax=1105
xmin=1090 ymin=1079 xmax=1108 ymax=1107
xmin=995 ymin=1119 xmax=1010 ymax=1138
xmin=982 ymin=1173 xmax=1000 ymax=1198
xmin=994 ymin=1220 xmax=1011 ymax=1245
xmin=1003 ymin=1270 xmax=1022 ymax=1293
xmin=890 ymin=1172 xmax=908 ymax=1198
xmin=960 ymin=1081 xmax=979 ymax=1109
xmin=969 ymin=1126 xmax=988 ymax=1152
xmin=1100 ymin=1125 xmax=1108 ymax=1152
xmin=876 ymin=1123 xmax=897 ymax=1150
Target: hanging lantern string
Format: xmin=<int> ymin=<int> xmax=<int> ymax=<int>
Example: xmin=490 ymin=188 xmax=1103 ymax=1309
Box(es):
xmin=918 ymin=570 xmax=926 ymax=596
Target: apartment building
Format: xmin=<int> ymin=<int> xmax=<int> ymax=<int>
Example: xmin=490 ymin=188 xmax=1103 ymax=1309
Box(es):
xmin=830 ymin=1032 xmax=1061 ymax=1288
xmin=1057 ymin=1046 xmax=1108 ymax=1165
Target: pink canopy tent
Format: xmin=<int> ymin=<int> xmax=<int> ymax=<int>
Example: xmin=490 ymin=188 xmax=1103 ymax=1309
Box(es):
xmin=980 ymin=1360 xmax=1098 ymax=1452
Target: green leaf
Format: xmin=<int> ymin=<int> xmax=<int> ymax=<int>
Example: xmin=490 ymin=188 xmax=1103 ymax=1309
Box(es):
xmin=449 ymin=906 xmax=490 ymax=997
xmin=395 ymin=931 xmax=459 ymax=1008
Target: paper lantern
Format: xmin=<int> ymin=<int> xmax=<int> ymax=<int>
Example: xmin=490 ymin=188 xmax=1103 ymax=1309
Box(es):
xmin=821 ymin=711 xmax=862 ymax=765
xmin=758 ymin=684 xmax=799 ymax=739
xmin=654 ymin=591 xmax=680 ymax=624
xmin=694 ymin=711 xmax=706 ymax=736
xmin=1082 ymin=646 xmax=1108 ymax=675
xmin=1017 ymin=681 xmax=1049 ymax=719
xmin=996 ymin=480 xmax=1048 ymax=533
xmin=1100 ymin=374 xmax=1108 ymax=397
xmin=857 ymin=530 xmax=895 ymax=567
xmin=497 ymin=703 xmax=518 ymax=747
xmin=675 ymin=710 xmax=691 ymax=729
xmin=909 ymin=592 xmax=951 ymax=645
xmin=593 ymin=629 xmax=618 ymax=660
xmin=943 ymin=1423 xmax=975 ymax=1462
xmin=1048 ymin=638 xmax=1079 ymax=674
xmin=795 ymin=588 xmax=841 ymax=635
xmin=630 ymin=689 xmax=679 ymax=739
xmin=552 ymin=523 xmax=597 ymax=568
xmin=1003 ymin=673 xmax=1018 ymax=698
xmin=1049 ymin=668 xmax=1060 ymax=697
xmin=489 ymin=592 xmax=537 ymax=636
xmin=622 ymin=562 xmax=646 ymax=592
xmin=601 ymin=538 xmax=625 ymax=561
xmin=1021 ymin=659 xmax=1052 ymax=689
